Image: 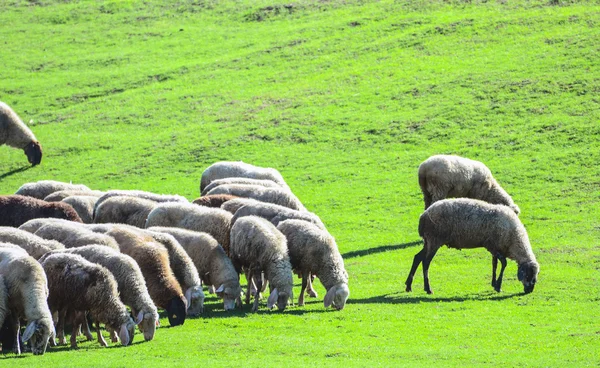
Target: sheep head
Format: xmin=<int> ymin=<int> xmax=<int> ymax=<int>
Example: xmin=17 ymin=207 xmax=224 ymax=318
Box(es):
xmin=518 ymin=261 xmax=539 ymax=294
xmin=324 ymin=283 xmax=350 ymax=310
xmin=216 ymin=284 xmax=243 ymax=311
xmin=185 ymin=286 xmax=205 ymax=316
xmin=24 ymin=141 xmax=42 ymax=166
xmin=166 ymin=296 xmax=187 ymax=326
xmin=21 ymin=317 xmax=54 ymax=355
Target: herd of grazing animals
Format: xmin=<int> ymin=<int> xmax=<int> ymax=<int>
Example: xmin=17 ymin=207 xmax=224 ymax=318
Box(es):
xmin=0 ymin=101 xmax=539 ymax=356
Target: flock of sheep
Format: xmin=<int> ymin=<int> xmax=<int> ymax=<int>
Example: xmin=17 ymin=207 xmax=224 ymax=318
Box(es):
xmin=0 ymin=100 xmax=540 ymax=357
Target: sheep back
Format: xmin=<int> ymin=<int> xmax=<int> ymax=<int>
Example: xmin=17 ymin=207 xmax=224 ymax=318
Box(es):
xmin=200 ymin=161 xmax=288 ymax=192
xmin=15 ymin=180 xmax=91 ymax=200
xmin=0 ymin=195 xmax=83 ymax=227
xmin=207 ymin=184 xmax=305 ymax=211
xmin=0 ymin=226 xmax=65 ymax=259
xmin=94 ymin=196 xmax=158 ymax=228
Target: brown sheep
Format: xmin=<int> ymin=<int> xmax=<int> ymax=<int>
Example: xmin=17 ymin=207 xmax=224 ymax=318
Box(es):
xmin=0 ymin=195 xmax=82 ymax=227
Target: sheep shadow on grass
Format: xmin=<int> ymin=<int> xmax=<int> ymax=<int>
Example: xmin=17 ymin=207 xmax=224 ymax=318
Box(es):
xmin=342 ymin=240 xmax=422 ymax=259
xmin=351 ymin=291 xmax=524 ymax=305
xmin=0 ymin=165 xmax=31 ymax=180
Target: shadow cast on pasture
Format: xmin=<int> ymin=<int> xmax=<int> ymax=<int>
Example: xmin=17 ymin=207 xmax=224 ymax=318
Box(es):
xmin=351 ymin=291 xmax=523 ymax=305
xmin=0 ymin=166 xmax=31 ymax=180
xmin=342 ymin=240 xmax=422 ymax=259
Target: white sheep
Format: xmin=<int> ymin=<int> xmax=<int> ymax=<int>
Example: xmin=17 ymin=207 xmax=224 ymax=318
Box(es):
xmin=93 ymin=190 xmax=188 ymax=217
xmin=15 ymin=180 xmax=91 ymax=200
xmin=405 ymin=198 xmax=539 ymax=294
xmin=207 ymin=184 xmax=306 ymax=211
xmin=201 ymin=177 xmax=284 ymax=196
xmin=220 ymin=198 xmax=262 ymax=214
xmin=0 ymin=226 xmax=65 ymax=259
xmin=0 ymin=246 xmax=55 ymax=355
xmin=200 ymin=161 xmax=289 ymax=192
xmin=145 ymin=202 xmax=233 ymax=255
xmin=0 ymin=101 xmax=42 ymax=166
xmin=148 ymin=226 xmax=242 ymax=311
xmin=231 ymin=201 xmax=326 ymax=230
xmin=23 ymin=220 xmax=120 ymax=250
xmin=61 ymin=196 xmax=99 ymax=224
xmin=229 ymin=216 xmax=293 ymax=312
xmin=44 ymin=189 xmax=104 ymax=202
xmin=93 ymin=196 xmax=158 ymax=228
xmin=276 ymin=220 xmax=349 ymax=310
xmin=0 ymin=275 xmax=8 ymax=336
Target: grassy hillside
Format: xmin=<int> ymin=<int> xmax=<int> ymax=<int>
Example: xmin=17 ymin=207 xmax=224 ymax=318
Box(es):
xmin=1 ymin=0 xmax=599 ymax=366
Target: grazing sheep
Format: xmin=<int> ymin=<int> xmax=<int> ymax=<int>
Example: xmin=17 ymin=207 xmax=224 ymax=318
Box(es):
xmin=192 ymin=194 xmax=239 ymax=208
xmin=145 ymin=202 xmax=233 ymax=255
xmin=231 ymin=201 xmax=326 ymax=230
xmin=207 ymin=184 xmax=306 ymax=211
xmin=0 ymin=246 xmax=54 ymax=355
xmin=200 ymin=161 xmax=289 ymax=192
xmin=15 ymin=180 xmax=91 ymax=200
xmin=40 ymin=253 xmax=136 ymax=348
xmin=148 ymin=226 xmax=242 ymax=311
xmin=229 ymin=216 xmax=293 ymax=312
xmin=221 ymin=197 xmax=262 ymax=214
xmin=104 ymin=227 xmax=187 ymax=327
xmin=0 ymin=227 xmax=65 ymax=259
xmin=0 ymin=276 xmax=7 ymax=334
xmin=0 ymin=101 xmax=42 ymax=166
xmin=93 ymin=190 xmax=188 ymax=217
xmin=94 ymin=196 xmax=158 ymax=228
xmin=44 ymin=245 xmax=159 ymax=342
xmin=418 ymin=155 xmax=520 ymax=214
xmin=276 ymin=220 xmax=349 ymax=310
xmin=201 ymin=178 xmax=283 ymax=196
xmin=44 ymin=190 xmax=104 ymax=202
xmin=25 ymin=220 xmax=119 ymax=250
xmin=405 ymin=198 xmax=539 ymax=295
xmin=61 ymin=196 xmax=98 ymax=224
xmin=0 ymin=195 xmax=83 ymax=227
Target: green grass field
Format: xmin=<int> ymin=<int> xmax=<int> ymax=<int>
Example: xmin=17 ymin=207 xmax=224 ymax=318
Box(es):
xmin=1 ymin=0 xmax=599 ymax=366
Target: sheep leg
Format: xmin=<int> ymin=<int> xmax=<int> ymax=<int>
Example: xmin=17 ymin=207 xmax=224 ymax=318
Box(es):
xmin=80 ymin=312 xmax=94 ymax=341
xmin=56 ymin=309 xmax=67 ymax=345
xmin=307 ymin=273 xmax=318 ymax=298
xmin=11 ymin=316 xmax=21 ymax=355
xmin=298 ymin=274 xmax=308 ymax=306
xmin=70 ymin=313 xmax=80 ymax=349
xmin=252 ymin=273 xmax=263 ymax=313
xmin=422 ymin=248 xmax=439 ymax=294
xmin=491 ymin=255 xmax=498 ymax=289
xmin=494 ymin=255 xmax=507 ymax=292
xmin=405 ymin=248 xmax=426 ymax=292
xmin=245 ymin=269 xmax=253 ymax=305
xmin=96 ymin=321 xmax=108 ymax=348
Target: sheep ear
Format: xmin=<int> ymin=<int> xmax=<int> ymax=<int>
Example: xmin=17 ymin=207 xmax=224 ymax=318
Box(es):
xmin=135 ymin=311 xmax=144 ymax=325
xmin=215 ymin=284 xmax=225 ymax=293
xmin=184 ymin=289 xmax=192 ymax=309
xmin=22 ymin=321 xmax=37 ymax=342
xmin=324 ymin=287 xmax=337 ymax=308
xmin=156 ymin=320 xmax=160 ymax=327
xmin=517 ymin=264 xmax=525 ymax=281
xmin=119 ymin=324 xmax=130 ymax=346
xmin=267 ymin=288 xmax=279 ymax=309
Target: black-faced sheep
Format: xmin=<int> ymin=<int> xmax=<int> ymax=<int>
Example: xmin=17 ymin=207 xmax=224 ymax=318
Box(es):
xmin=405 ymin=198 xmax=539 ymax=295
xmin=148 ymin=226 xmax=242 ymax=311
xmin=192 ymin=194 xmax=239 ymax=208
xmin=0 ymin=101 xmax=42 ymax=166
xmin=0 ymin=195 xmax=83 ymax=227
xmin=93 ymin=196 xmax=158 ymax=228
xmin=201 ymin=177 xmax=283 ymax=196
xmin=15 ymin=180 xmax=91 ymax=200
xmin=40 ymin=253 xmax=136 ymax=348
xmin=0 ymin=226 xmax=65 ymax=259
xmin=200 ymin=161 xmax=289 ymax=192
xmin=229 ymin=216 xmax=293 ymax=312
xmin=276 ymin=220 xmax=349 ymax=310
xmin=0 ymin=246 xmax=54 ymax=355
xmin=206 ymin=184 xmax=306 ymax=211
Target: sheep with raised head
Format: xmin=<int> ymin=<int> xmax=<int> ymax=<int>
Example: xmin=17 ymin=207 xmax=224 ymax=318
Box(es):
xmin=221 ymin=198 xmax=262 ymax=214
xmin=231 ymin=201 xmax=326 ymax=230
xmin=93 ymin=196 xmax=158 ymax=228
xmin=61 ymin=196 xmax=99 ymax=224
xmin=148 ymin=226 xmax=242 ymax=311
xmin=43 ymin=245 xmax=159 ymax=342
xmin=0 ymin=101 xmax=42 ymax=166
xmin=201 ymin=177 xmax=283 ymax=196
xmin=0 ymin=227 xmax=65 ymax=259
xmin=200 ymin=161 xmax=289 ymax=192
xmin=405 ymin=198 xmax=539 ymax=295
xmin=418 ymin=155 xmax=520 ymax=214
xmin=15 ymin=180 xmax=91 ymax=200
xmin=230 ymin=216 xmax=293 ymax=312
xmin=23 ymin=220 xmax=119 ymax=250
xmin=44 ymin=189 xmax=104 ymax=202
xmin=145 ymin=202 xmax=233 ymax=255
xmin=192 ymin=194 xmax=239 ymax=208
xmin=0 ymin=195 xmax=83 ymax=227
xmin=40 ymin=253 xmax=136 ymax=348
xmin=0 ymin=246 xmax=54 ymax=355
xmin=207 ymin=184 xmax=305 ymax=211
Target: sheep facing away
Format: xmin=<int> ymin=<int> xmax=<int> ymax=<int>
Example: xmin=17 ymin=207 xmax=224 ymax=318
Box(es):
xmin=418 ymin=155 xmax=520 ymax=214
xmin=405 ymin=198 xmax=539 ymax=295
xmin=0 ymin=246 xmax=54 ymax=355
xmin=40 ymin=253 xmax=136 ymax=348
xmin=0 ymin=195 xmax=83 ymax=227
xmin=43 ymin=189 xmax=105 ymax=202
xmin=0 ymin=226 xmax=65 ymax=259
xmin=148 ymin=226 xmax=242 ymax=311
xmin=220 ymin=198 xmax=262 ymax=215
xmin=24 ymin=220 xmax=120 ymax=250
xmin=61 ymin=196 xmax=99 ymax=224
xmin=93 ymin=190 xmax=188 ymax=218
xmin=0 ymin=101 xmax=42 ymax=166
xmin=206 ymin=184 xmax=306 ymax=211
xmin=231 ymin=201 xmax=326 ymax=230
xmin=200 ymin=161 xmax=289 ymax=193
xmin=15 ymin=180 xmax=91 ymax=200
xmin=192 ymin=194 xmax=239 ymax=208
xmin=201 ymin=177 xmax=283 ymax=196
xmin=276 ymin=220 xmax=349 ymax=310
xmin=229 ymin=216 xmax=293 ymax=312
xmin=93 ymin=196 xmax=158 ymax=228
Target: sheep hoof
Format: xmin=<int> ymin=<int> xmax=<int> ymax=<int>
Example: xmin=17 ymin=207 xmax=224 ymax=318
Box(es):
xmin=494 ymin=286 xmax=502 ymax=293
xmin=405 ymin=286 xmax=412 ymax=292
xmin=308 ymin=290 xmax=318 ymax=298
xmin=426 ymin=290 xmax=433 ymax=295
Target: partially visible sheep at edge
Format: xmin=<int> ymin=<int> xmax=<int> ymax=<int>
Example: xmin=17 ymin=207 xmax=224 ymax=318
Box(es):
xmin=105 ymin=227 xmax=188 ymax=327
xmin=44 ymin=189 xmax=105 ymax=202
xmin=207 ymin=184 xmax=306 ymax=211
xmin=418 ymin=155 xmax=520 ymax=214
xmin=40 ymin=253 xmax=136 ymax=348
xmin=94 ymin=196 xmax=158 ymax=228
xmin=231 ymin=201 xmax=326 ymax=231
xmin=0 ymin=275 xmax=8 ymax=337
xmin=201 ymin=177 xmax=283 ymax=196
xmin=145 ymin=202 xmax=233 ymax=255
xmin=93 ymin=190 xmax=188 ymax=218
xmin=61 ymin=196 xmax=99 ymax=224
xmin=200 ymin=161 xmax=289 ymax=193
xmin=0 ymin=226 xmax=65 ymax=259
xmin=23 ymin=220 xmax=119 ymax=250
xmin=0 ymin=101 xmax=42 ymax=166
xmin=0 ymin=246 xmax=54 ymax=355
xmin=405 ymin=198 xmax=539 ymax=295
xmin=276 ymin=220 xmax=349 ymax=310
xmin=229 ymin=216 xmax=293 ymax=312
xmin=192 ymin=194 xmax=239 ymax=208
xmin=0 ymin=195 xmax=83 ymax=227
xmin=149 ymin=226 xmax=242 ymax=311
xmin=220 ymin=197 xmax=262 ymax=214
xmin=15 ymin=180 xmax=91 ymax=200
xmin=42 ymin=245 xmax=159 ymax=342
